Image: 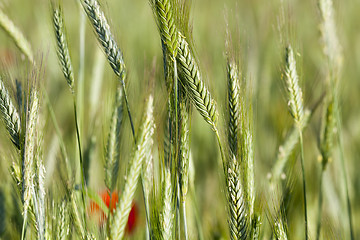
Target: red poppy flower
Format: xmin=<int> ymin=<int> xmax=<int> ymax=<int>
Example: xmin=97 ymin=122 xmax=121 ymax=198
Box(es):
xmin=89 ymin=189 xmax=138 ymax=235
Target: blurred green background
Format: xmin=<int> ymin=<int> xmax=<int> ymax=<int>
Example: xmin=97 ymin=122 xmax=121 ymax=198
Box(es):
xmin=0 ymin=0 xmax=359 ymax=239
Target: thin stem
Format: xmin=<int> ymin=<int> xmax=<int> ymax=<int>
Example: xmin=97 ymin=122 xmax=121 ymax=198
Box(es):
xmin=77 ymin=8 xmax=86 ymax=137
xmin=73 ymin=98 xmax=87 ymax=232
xmin=299 ymin=129 xmax=308 ymax=240
xmin=336 ymin=111 xmax=354 ymax=240
xmin=106 ymin=190 xmax=112 ymax=239
xmin=182 ymin=200 xmax=188 ymax=240
xmin=176 ymin=183 xmax=181 ymax=240
xmin=215 ymin=130 xmax=226 ymax=173
xmin=174 ymin=59 xmax=181 ymax=240
xmin=122 ymin=84 xmax=136 ymax=145
xmin=174 ymin=58 xmax=179 ymax=167
xmin=21 ymin=213 xmax=27 ymax=240
xmin=316 ymin=167 xmax=324 ymax=240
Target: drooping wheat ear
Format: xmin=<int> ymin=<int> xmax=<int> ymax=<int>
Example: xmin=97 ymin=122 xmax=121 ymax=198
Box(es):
xmin=226 ymin=156 xmax=248 ymax=240
xmin=284 ymin=46 xmax=304 ymax=125
xmin=249 ymin=213 xmax=261 ymax=240
xmin=22 ymin=89 xmax=39 ymax=236
xmin=320 ymin=98 xmax=335 ymax=170
xmin=105 ymin=86 xmax=123 ymax=190
xmin=81 ymin=0 xmax=125 ymax=78
xmin=227 ymin=59 xmax=241 ymax=157
xmin=160 ymin=168 xmax=175 ymax=240
xmin=112 ymin=95 xmax=155 ymax=239
xmin=270 ymin=109 xmax=311 ymax=183
xmin=0 ymin=77 xmax=21 ymax=149
xmin=179 ymin=99 xmax=190 ymax=202
xmin=57 ymin=200 xmax=70 ymax=240
xmin=177 ymin=34 xmax=217 ymax=131
xmin=319 ymin=0 xmax=342 ymax=74
xmin=151 ymin=0 xmax=180 ymax=171
xmin=0 ymin=8 xmax=34 ymax=63
xmin=151 ymin=0 xmax=178 ymax=58
xmin=81 ymin=0 xmax=135 ymax=139
xmin=52 ymin=5 xmax=75 ymax=93
xmin=274 ymin=218 xmax=288 ymax=240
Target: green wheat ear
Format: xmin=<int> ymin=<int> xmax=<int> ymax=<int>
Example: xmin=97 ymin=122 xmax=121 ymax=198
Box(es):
xmin=81 ymin=0 xmax=135 ymax=140
xmin=284 ymin=45 xmax=304 ymax=125
xmin=0 ymin=77 xmax=21 ymax=149
xmin=179 ymin=99 xmax=190 ymax=202
xmin=111 ymin=95 xmax=155 ymax=239
xmin=177 ymin=34 xmax=217 ymax=131
xmin=105 ymin=86 xmax=123 ymax=191
xmin=81 ymin=0 xmax=126 ymax=78
xmin=160 ymin=168 xmax=175 ymax=240
xmin=283 ymin=44 xmax=308 ymax=240
xmin=52 ymin=4 xmax=75 ymax=93
xmin=226 ymin=59 xmax=241 ymax=158
xmin=150 ymin=0 xmax=179 ymax=58
xmin=226 ymin=155 xmax=248 ymax=240
xmin=22 ymin=88 xmax=40 ymax=239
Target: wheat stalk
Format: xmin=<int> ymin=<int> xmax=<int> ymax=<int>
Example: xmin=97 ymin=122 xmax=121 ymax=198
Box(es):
xmin=226 ymin=59 xmax=241 ymax=157
xmin=270 ymin=109 xmax=311 ymax=184
xmin=105 ymin=86 xmax=123 ymax=191
xmin=52 ymin=4 xmax=88 ymax=228
xmin=0 ymin=7 xmax=34 ymax=63
xmin=284 ymin=45 xmax=308 ymax=240
xmin=226 ymin=156 xmax=248 ymax=240
xmin=319 ymin=98 xmax=335 ymax=170
xmin=178 ymin=99 xmax=190 ymax=240
xmin=177 ymin=34 xmax=217 ymax=131
xmin=179 ymin=100 xmax=190 ymax=202
xmin=0 ymin=77 xmax=21 ymax=149
xmin=317 ymin=0 xmax=354 ymax=239
xmin=52 ymin=5 xmax=75 ymax=93
xmin=81 ymin=0 xmax=125 ymax=78
xmin=21 ymin=89 xmax=39 ymax=240
xmin=150 ymin=0 xmax=178 ymax=58
xmin=81 ymin=0 xmax=135 ymax=140
xmin=111 ymin=95 xmax=155 ymax=239
xmin=284 ymin=46 xmax=304 ymax=125
xmin=160 ymin=168 xmax=175 ymax=240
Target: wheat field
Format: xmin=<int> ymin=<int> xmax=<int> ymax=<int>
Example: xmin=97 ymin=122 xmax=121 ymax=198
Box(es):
xmin=0 ymin=0 xmax=359 ymax=239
